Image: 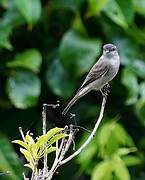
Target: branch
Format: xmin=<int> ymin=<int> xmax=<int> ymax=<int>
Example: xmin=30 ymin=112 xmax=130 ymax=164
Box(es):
xmin=46 ymin=95 xmax=107 ymax=180
xmin=60 ymin=96 xmax=107 ymax=165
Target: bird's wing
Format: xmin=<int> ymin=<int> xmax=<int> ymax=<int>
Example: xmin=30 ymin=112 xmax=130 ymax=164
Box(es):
xmin=78 ymin=58 xmax=109 ymax=91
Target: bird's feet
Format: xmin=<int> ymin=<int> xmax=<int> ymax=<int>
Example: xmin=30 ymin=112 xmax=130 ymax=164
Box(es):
xmin=100 ymin=83 xmax=110 ymax=99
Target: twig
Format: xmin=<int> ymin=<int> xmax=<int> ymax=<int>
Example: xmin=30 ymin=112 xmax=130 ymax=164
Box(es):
xmin=60 ymin=96 xmax=107 ymax=165
xmin=42 ymin=104 xmax=48 ymax=179
xmin=72 ymin=125 xmax=91 ymax=133
xmin=19 ymin=127 xmax=26 ymax=142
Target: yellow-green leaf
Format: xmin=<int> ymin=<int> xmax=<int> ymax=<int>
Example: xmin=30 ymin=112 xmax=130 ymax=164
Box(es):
xmin=122 ymin=155 xmax=142 ymax=167
xmin=117 ymin=147 xmax=137 ymax=156
xmin=25 ymin=132 xmax=35 ymax=145
xmin=48 ymin=133 xmax=68 ymax=147
xmin=87 ymin=0 xmax=109 ymax=16
xmin=45 ymin=127 xmax=63 ymax=140
xmin=24 ymin=163 xmax=33 ymax=170
xmin=91 ymin=161 xmax=112 ymax=180
xmin=113 ymin=155 xmax=130 ymax=180
xmin=12 ymin=140 xmax=28 ymax=150
xmin=20 ymin=148 xmax=33 ymax=163
xmin=36 ymin=127 xmax=63 ymax=151
xmin=46 ymin=146 xmax=57 ymax=155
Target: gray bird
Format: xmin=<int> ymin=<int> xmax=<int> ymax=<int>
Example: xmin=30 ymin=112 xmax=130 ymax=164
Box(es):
xmin=62 ymin=43 xmax=120 ymax=115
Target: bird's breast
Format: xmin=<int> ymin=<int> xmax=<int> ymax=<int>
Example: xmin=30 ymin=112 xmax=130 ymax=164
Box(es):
xmin=108 ymin=56 xmax=120 ymax=80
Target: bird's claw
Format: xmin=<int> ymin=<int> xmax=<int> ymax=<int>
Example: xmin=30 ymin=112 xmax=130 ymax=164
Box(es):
xmin=101 ymin=83 xmax=110 ymax=98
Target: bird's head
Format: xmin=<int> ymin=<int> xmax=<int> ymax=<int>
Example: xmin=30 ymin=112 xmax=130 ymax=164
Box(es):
xmin=103 ymin=44 xmax=117 ymax=56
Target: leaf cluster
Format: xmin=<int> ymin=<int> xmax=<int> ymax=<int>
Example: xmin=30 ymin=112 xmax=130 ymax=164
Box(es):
xmin=12 ymin=127 xmax=67 ymax=172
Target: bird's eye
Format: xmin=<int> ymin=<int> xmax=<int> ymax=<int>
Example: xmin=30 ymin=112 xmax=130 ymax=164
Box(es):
xmin=112 ymin=47 xmax=116 ymax=51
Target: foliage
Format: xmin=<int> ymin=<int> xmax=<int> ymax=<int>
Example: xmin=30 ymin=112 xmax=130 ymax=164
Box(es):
xmin=0 ymin=0 xmax=145 ymax=179
xmin=77 ymin=121 xmax=142 ymax=180
xmin=0 ymin=136 xmax=23 ymax=180
xmin=12 ymin=127 xmax=67 ymax=172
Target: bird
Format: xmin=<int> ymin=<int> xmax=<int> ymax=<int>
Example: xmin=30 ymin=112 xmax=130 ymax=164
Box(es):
xmin=62 ymin=43 xmax=120 ymax=115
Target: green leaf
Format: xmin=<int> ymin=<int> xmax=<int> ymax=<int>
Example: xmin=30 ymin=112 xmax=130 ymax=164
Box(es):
xmin=45 ymin=127 xmax=63 ymax=140
xmin=0 ymin=25 xmax=13 ymax=50
xmin=115 ymin=0 xmax=134 ymax=24
xmin=112 ymin=123 xmax=134 ymax=146
xmin=135 ymin=98 xmax=145 ymax=125
xmin=97 ymin=121 xmax=134 ymax=156
xmin=36 ymin=127 xmax=63 ymax=151
xmin=117 ymin=147 xmax=137 ymax=156
xmin=87 ymin=0 xmax=109 ymax=16
xmin=15 ymin=0 xmax=42 ymax=24
xmin=48 ymin=133 xmax=68 ymax=147
xmin=24 ymin=163 xmax=33 ymax=170
xmin=87 ymin=0 xmax=134 ymax=24
xmin=121 ymin=68 xmax=139 ymax=105
xmin=114 ymin=38 xmax=139 ymax=65
xmin=0 ymin=0 xmax=26 ymax=50
xmin=24 ymin=132 xmax=38 ymax=158
xmin=20 ymin=148 xmax=33 ymax=162
xmin=103 ymin=0 xmax=128 ymax=29
xmin=46 ymin=146 xmax=57 ymax=155
xmin=6 ymin=71 xmax=41 ymax=109
xmin=31 ymin=144 xmax=38 ymax=159
xmin=46 ymin=59 xmax=76 ymax=98
xmin=59 ymin=30 xmax=102 ymax=77
xmin=7 ymin=49 xmax=42 ymax=73
xmin=12 ymin=140 xmax=28 ymax=150
xmin=122 ymin=155 xmax=142 ymax=167
xmin=0 ymin=136 xmax=23 ymax=180
xmin=49 ymin=0 xmax=83 ymax=11
xmin=91 ymin=161 xmax=112 ymax=180
xmin=136 ymin=82 xmax=145 ymax=120
xmin=0 ymin=0 xmax=9 ymax=8
xmin=113 ymin=155 xmax=130 ymax=180
xmin=72 ymin=14 xmax=87 ymax=35
xmin=139 ymin=82 xmax=145 ymax=98
xmin=25 ymin=132 xmax=35 ymax=145
xmin=77 ymin=140 xmax=97 ymax=171
xmin=130 ymin=59 xmax=145 ymax=79
xmin=134 ymin=0 xmax=145 ymax=16
xmin=114 ymin=38 xmax=145 ymax=78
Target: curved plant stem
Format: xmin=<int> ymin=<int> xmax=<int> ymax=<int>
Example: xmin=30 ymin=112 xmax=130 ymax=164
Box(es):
xmin=60 ymin=96 xmax=107 ymax=165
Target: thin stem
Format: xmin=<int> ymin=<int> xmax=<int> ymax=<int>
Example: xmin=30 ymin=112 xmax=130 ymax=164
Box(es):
xmin=42 ymin=104 xmax=47 ymax=179
xmin=19 ymin=127 xmax=26 ymax=142
xmin=42 ymin=104 xmax=47 ymax=135
xmin=55 ymin=141 xmax=59 ymax=159
xmin=60 ymin=96 xmax=107 ymax=165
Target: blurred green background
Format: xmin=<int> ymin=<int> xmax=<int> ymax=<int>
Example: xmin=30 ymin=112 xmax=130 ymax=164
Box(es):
xmin=0 ymin=0 xmax=145 ymax=179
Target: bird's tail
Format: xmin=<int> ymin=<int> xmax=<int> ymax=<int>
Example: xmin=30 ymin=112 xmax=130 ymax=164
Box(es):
xmin=62 ymin=86 xmax=90 ymax=115
xmin=62 ymin=94 xmax=80 ymax=115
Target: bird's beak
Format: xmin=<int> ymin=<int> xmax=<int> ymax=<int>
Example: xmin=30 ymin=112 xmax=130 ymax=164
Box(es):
xmin=105 ymin=50 xmax=110 ymax=53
